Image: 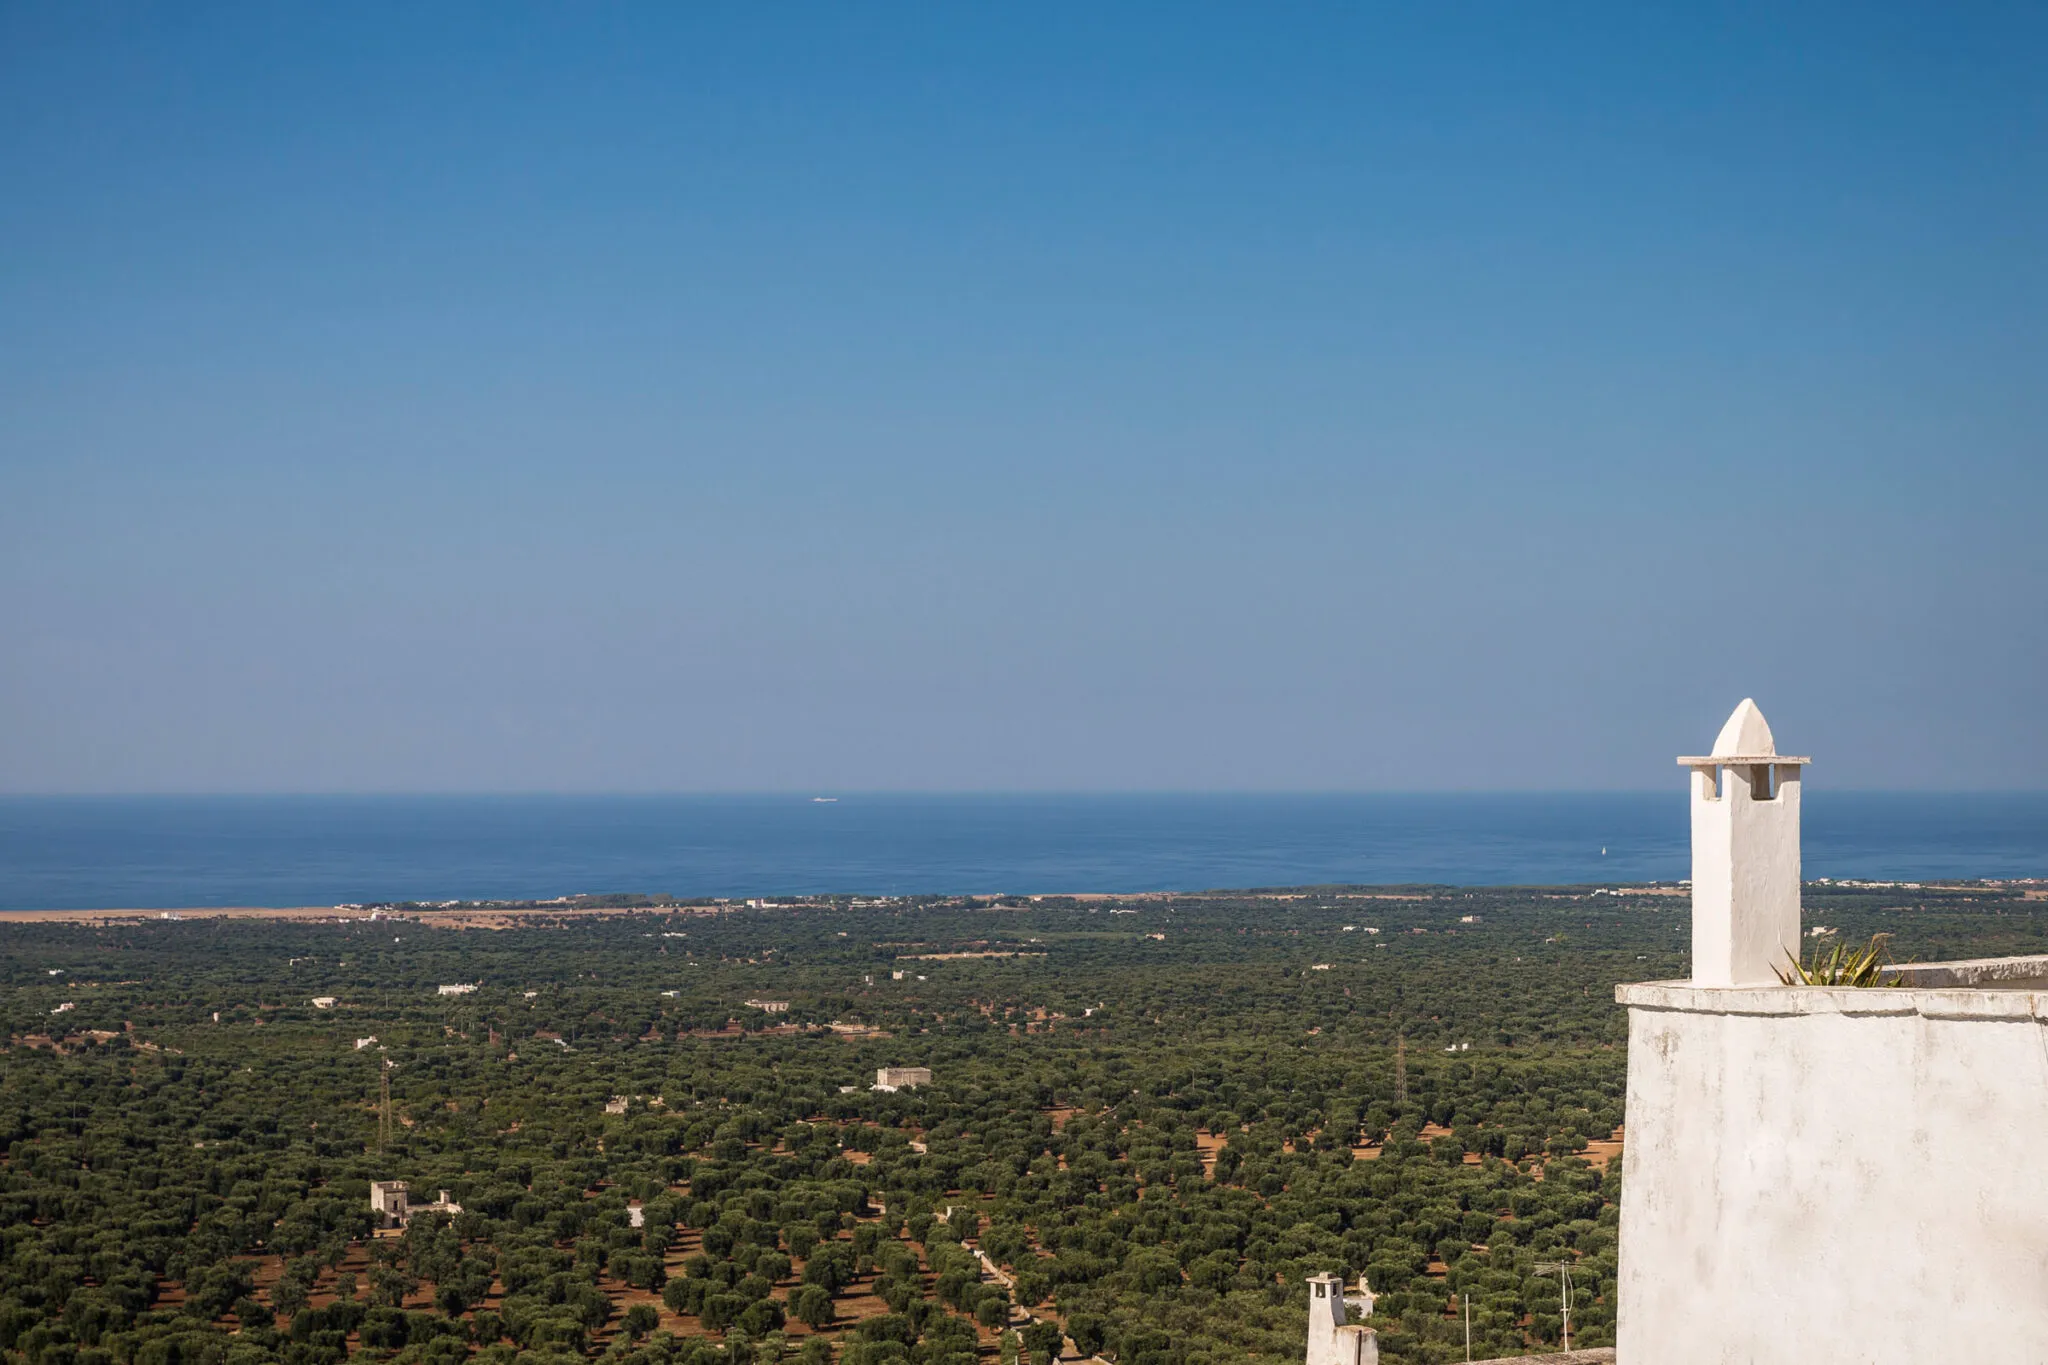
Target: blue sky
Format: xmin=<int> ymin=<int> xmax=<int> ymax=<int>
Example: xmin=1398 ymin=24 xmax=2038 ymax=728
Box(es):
xmin=3 ymin=3 xmax=2043 ymax=792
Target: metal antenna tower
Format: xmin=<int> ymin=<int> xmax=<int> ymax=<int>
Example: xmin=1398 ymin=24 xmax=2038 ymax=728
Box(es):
xmin=1394 ymin=1034 xmax=1407 ymax=1106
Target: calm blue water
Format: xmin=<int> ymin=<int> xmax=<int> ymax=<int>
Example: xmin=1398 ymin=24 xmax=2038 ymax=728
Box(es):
xmin=0 ymin=793 xmax=2043 ymax=910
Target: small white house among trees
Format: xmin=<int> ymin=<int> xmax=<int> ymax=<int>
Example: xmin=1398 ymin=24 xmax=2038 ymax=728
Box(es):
xmin=873 ymin=1066 xmax=932 ymax=1092
xmin=369 ymin=1181 xmax=462 ymax=1229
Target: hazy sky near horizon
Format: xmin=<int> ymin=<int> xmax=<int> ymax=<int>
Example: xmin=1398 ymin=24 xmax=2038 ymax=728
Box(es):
xmin=4 ymin=4 xmax=2045 ymax=793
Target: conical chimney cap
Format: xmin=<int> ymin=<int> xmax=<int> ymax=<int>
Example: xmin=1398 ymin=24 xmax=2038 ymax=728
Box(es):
xmin=1713 ymin=699 xmax=1775 ymax=756
xmin=1677 ymin=698 xmax=1810 ymax=766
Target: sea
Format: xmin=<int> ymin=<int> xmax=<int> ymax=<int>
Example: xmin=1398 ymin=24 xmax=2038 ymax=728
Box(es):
xmin=0 ymin=792 xmax=2043 ymax=912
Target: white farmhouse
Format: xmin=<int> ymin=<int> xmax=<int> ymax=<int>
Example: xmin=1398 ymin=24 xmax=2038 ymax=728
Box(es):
xmin=369 ymin=1180 xmax=410 ymax=1226
xmin=370 ymin=1181 xmax=462 ymax=1229
xmin=437 ymin=983 xmax=478 ymax=996
xmin=873 ymin=1066 xmax=932 ymax=1092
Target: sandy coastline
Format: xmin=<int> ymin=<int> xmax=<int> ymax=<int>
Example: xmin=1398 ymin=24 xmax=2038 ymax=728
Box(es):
xmin=0 ymin=904 xmax=706 ymax=928
xmin=4 ymin=879 xmax=2033 ymax=928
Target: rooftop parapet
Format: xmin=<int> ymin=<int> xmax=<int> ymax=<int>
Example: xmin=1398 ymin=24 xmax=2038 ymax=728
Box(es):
xmin=1882 ymin=953 xmax=2048 ymax=989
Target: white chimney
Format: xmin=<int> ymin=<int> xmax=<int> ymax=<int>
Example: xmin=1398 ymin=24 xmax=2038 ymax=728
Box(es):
xmin=1678 ymin=699 xmax=1809 ymax=986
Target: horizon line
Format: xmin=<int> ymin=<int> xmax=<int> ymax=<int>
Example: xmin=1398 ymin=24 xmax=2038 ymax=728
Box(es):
xmin=4 ymin=788 xmax=2047 ymax=800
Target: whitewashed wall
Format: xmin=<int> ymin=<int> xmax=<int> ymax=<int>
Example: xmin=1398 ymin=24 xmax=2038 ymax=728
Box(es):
xmin=1615 ymin=982 xmax=2048 ymax=1364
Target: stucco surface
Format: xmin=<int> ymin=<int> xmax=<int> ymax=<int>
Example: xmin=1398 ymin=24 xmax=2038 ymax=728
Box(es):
xmin=1889 ymin=954 xmax=2048 ymax=990
xmin=1615 ymin=983 xmax=2048 ymax=1364
xmin=1303 ymin=1273 xmax=1377 ymax=1365
xmin=1686 ymin=761 xmax=1801 ymax=987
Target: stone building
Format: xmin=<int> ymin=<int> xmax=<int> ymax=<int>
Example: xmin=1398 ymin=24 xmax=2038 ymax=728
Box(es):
xmin=368 ymin=1180 xmax=410 ymax=1226
xmin=874 ymin=1066 xmax=932 ymax=1091
xmin=369 ymin=1180 xmax=463 ymax=1229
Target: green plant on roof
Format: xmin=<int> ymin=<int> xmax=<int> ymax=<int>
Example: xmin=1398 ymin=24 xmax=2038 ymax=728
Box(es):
xmin=1775 ymin=932 xmax=1902 ymax=987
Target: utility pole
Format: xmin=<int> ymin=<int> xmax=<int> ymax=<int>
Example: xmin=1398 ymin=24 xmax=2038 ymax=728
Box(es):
xmin=1535 ymin=1260 xmax=1573 ymax=1351
xmin=378 ymin=1053 xmax=393 ymax=1151
xmin=1464 ymin=1292 xmax=1471 ymax=1362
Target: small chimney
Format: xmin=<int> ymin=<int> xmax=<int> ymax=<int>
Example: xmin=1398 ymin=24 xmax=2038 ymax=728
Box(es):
xmin=1678 ymin=699 xmax=1810 ymax=986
